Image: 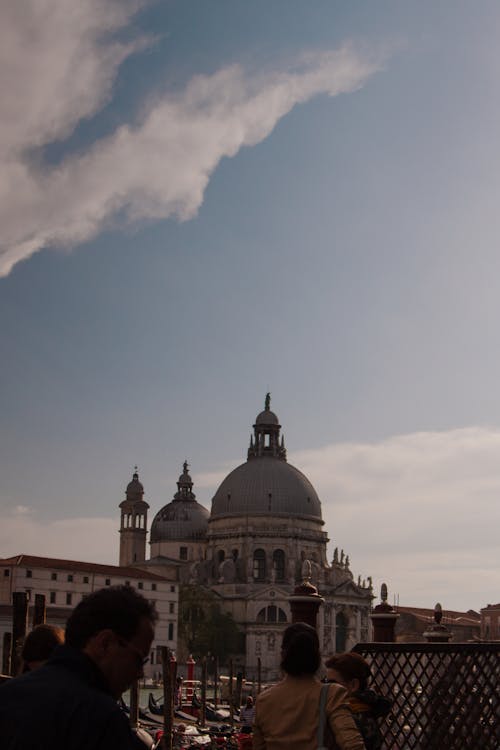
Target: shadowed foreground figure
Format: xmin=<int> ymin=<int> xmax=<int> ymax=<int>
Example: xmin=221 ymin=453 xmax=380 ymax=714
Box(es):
xmin=0 ymin=585 xmax=157 ymax=750
xmin=326 ymin=652 xmax=392 ymax=750
xmin=21 ymin=623 xmax=65 ymax=672
xmin=253 ymin=622 xmax=364 ymax=750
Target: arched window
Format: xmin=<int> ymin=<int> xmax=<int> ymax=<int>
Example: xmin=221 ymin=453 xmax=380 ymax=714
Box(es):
xmin=253 ymin=549 xmax=266 ymax=581
xmin=273 ymin=549 xmax=285 ymax=581
xmin=257 ymin=606 xmax=287 ymax=623
xmin=335 ymin=612 xmax=348 ymax=652
xmin=217 ymin=550 xmax=225 ymax=564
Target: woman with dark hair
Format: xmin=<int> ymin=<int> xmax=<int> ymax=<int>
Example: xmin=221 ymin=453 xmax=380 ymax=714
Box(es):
xmin=253 ymin=623 xmax=364 ymax=749
xmin=325 ymin=652 xmax=392 ymax=750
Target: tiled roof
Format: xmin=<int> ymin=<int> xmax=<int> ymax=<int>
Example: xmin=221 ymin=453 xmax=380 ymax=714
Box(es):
xmin=481 ymin=603 xmax=500 ymax=611
xmin=0 ymin=554 xmax=172 ymax=581
xmin=395 ymin=605 xmax=480 ymax=625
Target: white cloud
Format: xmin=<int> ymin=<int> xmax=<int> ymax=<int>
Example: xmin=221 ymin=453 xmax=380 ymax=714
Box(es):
xmin=0 ymin=1 xmax=148 ymax=156
xmin=0 ymin=1 xmax=384 ymax=275
xmin=0 ymin=506 xmax=117 ymax=565
xmin=290 ymin=427 xmax=500 ymax=611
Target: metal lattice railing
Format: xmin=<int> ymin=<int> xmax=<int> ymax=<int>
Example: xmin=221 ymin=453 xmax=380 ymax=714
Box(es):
xmin=352 ymin=642 xmax=500 ymax=750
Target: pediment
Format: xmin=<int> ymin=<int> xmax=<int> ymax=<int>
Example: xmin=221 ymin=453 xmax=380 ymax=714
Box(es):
xmin=246 ymin=584 xmax=290 ymax=602
xmin=332 ymin=580 xmax=373 ymax=600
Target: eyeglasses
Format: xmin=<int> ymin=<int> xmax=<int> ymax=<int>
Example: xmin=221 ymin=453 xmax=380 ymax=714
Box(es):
xmin=117 ymin=638 xmax=149 ymax=667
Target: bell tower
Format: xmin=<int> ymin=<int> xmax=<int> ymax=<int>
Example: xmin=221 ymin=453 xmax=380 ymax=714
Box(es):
xmin=119 ymin=468 xmax=150 ymax=566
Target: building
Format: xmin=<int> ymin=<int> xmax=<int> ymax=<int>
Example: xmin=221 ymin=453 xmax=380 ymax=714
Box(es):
xmin=120 ymin=396 xmax=374 ymax=679
xmin=0 ymin=554 xmax=178 ymax=680
xmin=394 ymin=605 xmax=480 ymax=642
xmin=480 ymin=603 xmax=500 ymax=640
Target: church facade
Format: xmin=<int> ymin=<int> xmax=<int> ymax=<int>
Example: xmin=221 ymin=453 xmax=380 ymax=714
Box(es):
xmin=120 ymin=397 xmax=373 ymax=680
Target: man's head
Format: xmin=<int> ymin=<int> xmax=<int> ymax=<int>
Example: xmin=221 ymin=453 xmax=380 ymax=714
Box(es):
xmin=65 ymin=585 xmax=158 ymax=698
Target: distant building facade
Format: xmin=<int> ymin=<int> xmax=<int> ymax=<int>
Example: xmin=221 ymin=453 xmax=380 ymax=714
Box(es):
xmin=480 ymin=603 xmax=500 ymax=639
xmin=394 ymin=605 xmax=480 ymax=642
xmin=120 ymin=397 xmax=374 ymax=680
xmin=0 ymin=554 xmax=178 ymax=679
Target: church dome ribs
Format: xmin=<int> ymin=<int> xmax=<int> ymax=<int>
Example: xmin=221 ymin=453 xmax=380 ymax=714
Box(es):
xmin=210 ymin=457 xmax=322 ymax=520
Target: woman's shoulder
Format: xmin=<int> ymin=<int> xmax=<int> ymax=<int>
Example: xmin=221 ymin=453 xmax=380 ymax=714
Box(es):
xmin=323 ymin=681 xmax=350 ymax=708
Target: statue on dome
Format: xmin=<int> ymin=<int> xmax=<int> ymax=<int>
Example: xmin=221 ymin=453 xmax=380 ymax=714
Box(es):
xmin=265 ymin=392 xmax=271 ymax=410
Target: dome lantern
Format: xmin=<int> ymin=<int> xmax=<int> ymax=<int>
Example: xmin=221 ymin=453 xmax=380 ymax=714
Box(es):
xmin=248 ymin=393 xmax=287 ymax=461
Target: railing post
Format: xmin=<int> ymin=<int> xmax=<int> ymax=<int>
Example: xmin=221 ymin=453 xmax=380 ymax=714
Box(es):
xmin=370 ymin=583 xmax=399 ymax=642
xmin=288 ymin=560 xmax=324 ymax=629
xmin=423 ymin=603 xmax=452 ymax=643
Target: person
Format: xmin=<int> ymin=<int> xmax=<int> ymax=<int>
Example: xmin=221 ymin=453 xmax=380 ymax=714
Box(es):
xmin=240 ymin=695 xmax=255 ymax=732
xmin=325 ymin=652 xmax=392 ymax=750
xmin=21 ymin=623 xmax=65 ymax=672
xmin=253 ymin=622 xmax=364 ymax=749
xmin=0 ymin=584 xmax=157 ymax=749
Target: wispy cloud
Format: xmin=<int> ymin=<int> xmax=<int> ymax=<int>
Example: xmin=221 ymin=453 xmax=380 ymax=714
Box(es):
xmin=0 ymin=0 xmax=385 ymax=275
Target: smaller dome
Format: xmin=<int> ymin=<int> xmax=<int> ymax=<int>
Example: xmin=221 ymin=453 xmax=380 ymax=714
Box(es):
xmin=150 ymin=500 xmax=209 ymax=542
xmin=255 ymin=409 xmax=279 ymax=425
xmin=150 ymin=462 xmax=209 ymax=543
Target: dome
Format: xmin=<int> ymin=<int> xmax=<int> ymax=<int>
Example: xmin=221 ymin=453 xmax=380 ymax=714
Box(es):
xmin=255 ymin=409 xmax=279 ymax=425
xmin=210 ymin=457 xmax=322 ymax=520
xmin=150 ymin=500 xmax=209 ymax=542
xmin=149 ymin=461 xmax=209 ymax=542
xmin=126 ymin=473 xmax=144 ymax=494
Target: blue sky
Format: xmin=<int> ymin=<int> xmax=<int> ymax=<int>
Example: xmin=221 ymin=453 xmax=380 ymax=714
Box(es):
xmin=1 ymin=1 xmax=500 ymax=612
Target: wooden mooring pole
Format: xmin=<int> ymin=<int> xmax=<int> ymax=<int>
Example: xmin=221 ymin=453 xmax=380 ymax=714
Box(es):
xmin=200 ymin=656 xmax=207 ymax=727
xmin=32 ymin=593 xmax=46 ymax=627
xmin=161 ymin=646 xmax=175 ymax=750
xmin=2 ymin=633 xmax=12 ymax=676
xmin=11 ymin=592 xmax=28 ymax=676
xmin=235 ymin=671 xmax=243 ymax=713
xmin=228 ymin=658 xmax=234 ymax=729
xmin=213 ymin=656 xmax=218 ymax=709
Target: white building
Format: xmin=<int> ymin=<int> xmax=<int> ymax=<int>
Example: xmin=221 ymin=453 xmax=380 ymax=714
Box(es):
xmin=0 ymin=554 xmax=178 ymax=680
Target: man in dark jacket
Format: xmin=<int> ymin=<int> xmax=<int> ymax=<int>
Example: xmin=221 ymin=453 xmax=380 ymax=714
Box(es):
xmin=0 ymin=585 xmax=157 ymax=749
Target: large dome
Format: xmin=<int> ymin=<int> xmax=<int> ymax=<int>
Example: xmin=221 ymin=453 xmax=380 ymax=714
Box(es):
xmin=210 ymin=457 xmax=322 ymax=520
xmin=150 ymin=461 xmax=209 ymax=542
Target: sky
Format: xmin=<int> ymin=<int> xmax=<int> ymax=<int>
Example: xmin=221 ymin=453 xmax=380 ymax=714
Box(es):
xmin=1 ymin=0 xmax=500 ymax=613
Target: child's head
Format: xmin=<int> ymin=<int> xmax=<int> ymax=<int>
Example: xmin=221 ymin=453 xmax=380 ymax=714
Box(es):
xmin=325 ymin=652 xmax=371 ymax=694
